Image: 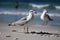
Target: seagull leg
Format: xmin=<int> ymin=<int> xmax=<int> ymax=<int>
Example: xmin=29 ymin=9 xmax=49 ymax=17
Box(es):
xmin=26 ymin=26 xmax=29 ymax=33
xmin=43 ymin=21 xmax=45 ymax=25
xmin=45 ymin=22 xmax=47 ymax=25
xmin=24 ymin=26 xmax=25 ymax=33
xmin=45 ymin=21 xmax=47 ymax=25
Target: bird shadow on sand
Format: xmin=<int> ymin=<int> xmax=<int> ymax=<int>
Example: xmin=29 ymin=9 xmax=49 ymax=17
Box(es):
xmin=29 ymin=31 xmax=60 ymax=37
xmin=11 ymin=29 xmax=60 ymax=37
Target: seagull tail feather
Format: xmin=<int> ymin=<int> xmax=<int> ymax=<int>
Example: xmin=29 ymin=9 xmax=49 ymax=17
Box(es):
xmin=50 ymin=19 xmax=53 ymax=21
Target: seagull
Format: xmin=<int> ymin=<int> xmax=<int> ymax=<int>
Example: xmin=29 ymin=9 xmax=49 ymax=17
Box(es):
xmin=40 ymin=9 xmax=53 ymax=25
xmin=8 ymin=10 xmax=37 ymax=33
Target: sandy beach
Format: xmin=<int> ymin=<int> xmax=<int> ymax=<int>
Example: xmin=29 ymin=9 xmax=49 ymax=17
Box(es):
xmin=0 ymin=22 xmax=60 ymax=40
xmin=0 ymin=0 xmax=60 ymax=40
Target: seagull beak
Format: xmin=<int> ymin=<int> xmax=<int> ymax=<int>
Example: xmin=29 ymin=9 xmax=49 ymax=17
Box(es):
xmin=34 ymin=11 xmax=37 ymax=14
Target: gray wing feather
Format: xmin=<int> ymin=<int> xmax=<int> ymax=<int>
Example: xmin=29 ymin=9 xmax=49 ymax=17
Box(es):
xmin=12 ymin=17 xmax=28 ymax=26
xmin=19 ymin=17 xmax=27 ymax=21
xmin=12 ymin=15 xmax=33 ymax=26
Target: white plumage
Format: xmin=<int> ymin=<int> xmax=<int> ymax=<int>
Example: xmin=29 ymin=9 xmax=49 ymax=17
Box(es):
xmin=8 ymin=10 xmax=36 ymax=33
xmin=40 ymin=9 xmax=53 ymax=25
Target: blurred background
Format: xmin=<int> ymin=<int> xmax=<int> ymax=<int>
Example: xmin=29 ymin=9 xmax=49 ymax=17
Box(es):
xmin=0 ymin=0 xmax=60 ymax=25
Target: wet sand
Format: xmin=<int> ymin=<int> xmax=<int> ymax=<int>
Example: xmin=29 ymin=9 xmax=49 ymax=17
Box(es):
xmin=0 ymin=22 xmax=60 ymax=40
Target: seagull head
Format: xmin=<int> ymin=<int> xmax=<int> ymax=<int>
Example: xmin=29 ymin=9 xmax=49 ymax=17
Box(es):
xmin=29 ymin=10 xmax=37 ymax=14
xmin=43 ymin=9 xmax=48 ymax=14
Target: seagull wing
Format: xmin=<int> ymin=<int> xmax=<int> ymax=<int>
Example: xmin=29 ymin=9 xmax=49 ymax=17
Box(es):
xmin=45 ymin=14 xmax=53 ymax=21
xmin=12 ymin=17 xmax=28 ymax=26
xmin=15 ymin=15 xmax=33 ymax=26
xmin=19 ymin=17 xmax=27 ymax=21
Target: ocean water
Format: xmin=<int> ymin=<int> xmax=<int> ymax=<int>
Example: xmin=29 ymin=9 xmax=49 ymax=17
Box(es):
xmin=0 ymin=8 xmax=60 ymax=25
xmin=0 ymin=2 xmax=60 ymax=25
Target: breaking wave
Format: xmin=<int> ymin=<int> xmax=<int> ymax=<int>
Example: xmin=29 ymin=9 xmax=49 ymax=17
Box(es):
xmin=0 ymin=11 xmax=60 ymax=17
xmin=29 ymin=3 xmax=60 ymax=9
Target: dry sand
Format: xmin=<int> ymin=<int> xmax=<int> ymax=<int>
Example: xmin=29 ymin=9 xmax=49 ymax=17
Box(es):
xmin=0 ymin=22 xmax=60 ymax=40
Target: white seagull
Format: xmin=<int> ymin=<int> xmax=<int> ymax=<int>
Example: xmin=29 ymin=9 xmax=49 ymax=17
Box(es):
xmin=8 ymin=10 xmax=37 ymax=33
xmin=40 ymin=9 xmax=53 ymax=25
